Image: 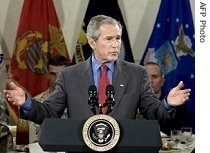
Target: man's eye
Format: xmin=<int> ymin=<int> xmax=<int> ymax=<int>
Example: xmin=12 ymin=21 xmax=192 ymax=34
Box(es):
xmin=106 ymin=37 xmax=112 ymax=40
xmin=116 ymin=37 xmax=121 ymax=40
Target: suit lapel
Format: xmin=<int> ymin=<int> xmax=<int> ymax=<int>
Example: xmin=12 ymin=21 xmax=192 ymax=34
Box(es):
xmin=110 ymin=60 xmax=128 ymax=115
xmin=78 ymin=58 xmax=94 ymax=98
xmin=77 ymin=58 xmax=100 ymax=114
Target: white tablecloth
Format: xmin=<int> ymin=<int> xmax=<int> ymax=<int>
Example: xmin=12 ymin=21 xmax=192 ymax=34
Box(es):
xmin=29 ymin=143 xmax=65 ymax=153
xmin=159 ymin=132 xmax=195 ymax=153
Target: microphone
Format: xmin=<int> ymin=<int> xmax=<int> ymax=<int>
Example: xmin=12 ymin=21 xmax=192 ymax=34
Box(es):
xmin=105 ymin=85 xmax=115 ymax=114
xmin=88 ymin=85 xmax=98 ymax=115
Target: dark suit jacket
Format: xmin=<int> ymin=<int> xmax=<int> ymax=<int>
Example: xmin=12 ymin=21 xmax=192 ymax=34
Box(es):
xmin=22 ymin=58 xmax=171 ymax=127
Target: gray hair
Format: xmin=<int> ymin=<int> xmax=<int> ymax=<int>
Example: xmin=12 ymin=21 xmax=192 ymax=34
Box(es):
xmin=86 ymin=14 xmax=123 ymax=41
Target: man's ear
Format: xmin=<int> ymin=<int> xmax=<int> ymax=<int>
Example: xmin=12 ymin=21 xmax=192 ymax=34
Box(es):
xmin=87 ymin=37 xmax=96 ymax=50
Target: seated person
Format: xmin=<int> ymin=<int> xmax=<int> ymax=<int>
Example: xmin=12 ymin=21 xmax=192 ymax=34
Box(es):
xmin=33 ymin=55 xmax=70 ymax=102
xmin=138 ymin=62 xmax=192 ymax=135
xmin=31 ymin=55 xmax=70 ymax=142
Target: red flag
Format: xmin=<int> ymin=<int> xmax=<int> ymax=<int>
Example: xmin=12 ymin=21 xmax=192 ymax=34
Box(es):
xmin=10 ymin=0 xmax=70 ymax=97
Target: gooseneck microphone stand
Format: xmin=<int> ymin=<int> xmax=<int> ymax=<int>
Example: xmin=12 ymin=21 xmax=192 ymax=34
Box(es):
xmin=88 ymin=85 xmax=98 ymax=115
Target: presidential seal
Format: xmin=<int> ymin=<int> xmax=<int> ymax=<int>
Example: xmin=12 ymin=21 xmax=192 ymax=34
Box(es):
xmin=82 ymin=114 xmax=120 ymax=152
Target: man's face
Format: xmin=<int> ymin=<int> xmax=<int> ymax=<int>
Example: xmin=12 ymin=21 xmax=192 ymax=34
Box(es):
xmin=48 ymin=65 xmax=66 ymax=89
xmin=145 ymin=64 xmax=164 ymax=94
xmin=89 ymin=24 xmax=121 ymax=63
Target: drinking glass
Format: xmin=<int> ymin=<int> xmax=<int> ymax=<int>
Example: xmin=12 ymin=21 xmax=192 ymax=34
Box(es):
xmin=171 ymin=130 xmax=181 ymax=148
xmin=16 ymin=119 xmax=29 ymax=145
xmin=181 ymin=127 xmax=192 ymax=145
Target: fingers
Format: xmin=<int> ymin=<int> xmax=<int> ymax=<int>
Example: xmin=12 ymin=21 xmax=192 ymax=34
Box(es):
xmin=183 ymin=88 xmax=191 ymax=94
xmin=3 ymin=82 xmax=18 ymax=95
xmin=175 ymin=81 xmax=184 ymax=90
xmin=5 ymin=90 xmax=14 ymax=100
xmin=3 ymin=82 xmax=18 ymax=104
xmin=182 ymin=88 xmax=191 ymax=99
xmin=174 ymin=81 xmax=191 ymax=92
xmin=182 ymin=89 xmax=191 ymax=102
xmin=4 ymin=90 xmax=19 ymax=106
xmin=7 ymin=81 xmax=18 ymax=90
xmin=184 ymin=92 xmax=190 ymax=100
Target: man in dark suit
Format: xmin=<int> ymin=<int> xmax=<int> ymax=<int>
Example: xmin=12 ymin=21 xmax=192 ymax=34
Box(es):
xmin=4 ymin=15 xmax=190 ymax=129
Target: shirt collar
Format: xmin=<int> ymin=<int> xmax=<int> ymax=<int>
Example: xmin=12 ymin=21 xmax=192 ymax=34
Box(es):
xmin=91 ymin=55 xmax=114 ymax=72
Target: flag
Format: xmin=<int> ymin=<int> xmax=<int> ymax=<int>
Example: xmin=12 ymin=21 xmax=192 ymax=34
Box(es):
xmin=140 ymin=0 xmax=195 ymax=133
xmin=0 ymin=44 xmax=7 ymax=94
xmin=71 ymin=0 xmax=134 ymax=64
xmin=9 ymin=0 xmax=70 ymax=124
xmin=10 ymin=0 xmax=70 ymax=97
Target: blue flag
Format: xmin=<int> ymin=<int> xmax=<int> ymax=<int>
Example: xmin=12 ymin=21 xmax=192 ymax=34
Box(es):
xmin=72 ymin=0 xmax=134 ymax=64
xmin=140 ymin=0 xmax=195 ymax=133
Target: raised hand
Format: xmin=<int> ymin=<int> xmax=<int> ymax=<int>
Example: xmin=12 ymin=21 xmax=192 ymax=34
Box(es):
xmin=167 ymin=81 xmax=191 ymax=106
xmin=4 ymin=82 xmax=26 ymax=106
